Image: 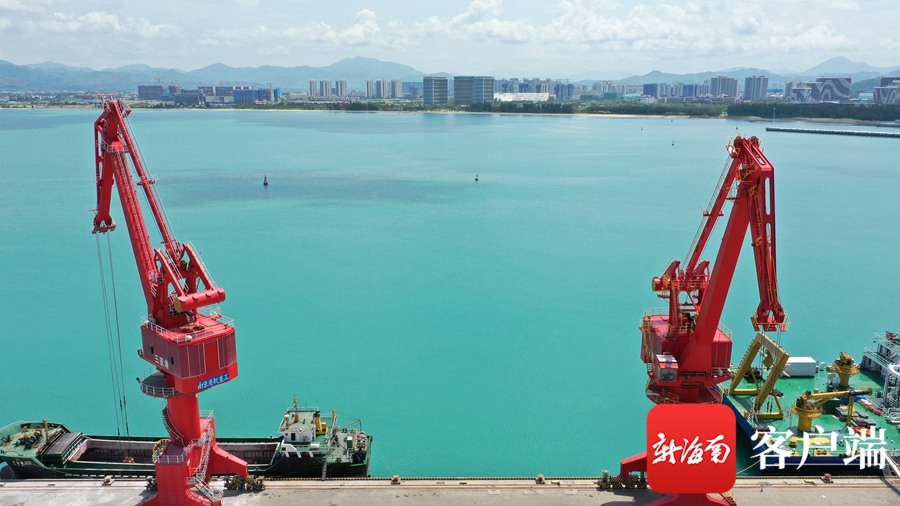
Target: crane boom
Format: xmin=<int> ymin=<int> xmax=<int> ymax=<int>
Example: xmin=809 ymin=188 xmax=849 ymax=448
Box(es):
xmin=93 ymin=99 xmax=225 ymax=327
xmin=642 ymin=136 xmax=787 ymax=404
xmin=621 ymin=136 xmax=790 ymax=490
xmin=92 ymin=97 xmax=247 ymax=506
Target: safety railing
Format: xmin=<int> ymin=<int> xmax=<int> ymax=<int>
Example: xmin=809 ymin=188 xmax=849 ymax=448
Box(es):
xmin=153 ymin=439 xmax=195 ymax=465
xmin=141 ymin=316 xmax=234 ymax=343
xmin=192 ymin=478 xmax=223 ymax=503
xmin=139 ymin=371 xmax=177 ymax=398
xmin=642 ymin=308 xmax=734 ymax=340
xmin=161 ymin=408 xmax=186 ymax=446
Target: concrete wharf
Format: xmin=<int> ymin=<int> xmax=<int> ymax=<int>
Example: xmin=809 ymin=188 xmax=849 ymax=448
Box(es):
xmin=1 ymin=475 xmax=898 ymax=505
xmin=765 ymin=127 xmax=900 ymax=138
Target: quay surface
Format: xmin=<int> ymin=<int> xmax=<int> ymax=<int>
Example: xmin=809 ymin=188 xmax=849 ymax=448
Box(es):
xmin=1 ymin=476 xmax=898 ymax=505
xmin=765 ymin=126 xmax=900 ymax=138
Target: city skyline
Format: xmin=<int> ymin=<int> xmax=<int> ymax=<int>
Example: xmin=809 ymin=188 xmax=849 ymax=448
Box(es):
xmin=1 ymin=1 xmax=898 ymax=77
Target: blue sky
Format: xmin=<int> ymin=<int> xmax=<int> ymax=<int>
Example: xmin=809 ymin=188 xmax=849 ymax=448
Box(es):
xmin=1 ymin=0 xmax=897 ymax=75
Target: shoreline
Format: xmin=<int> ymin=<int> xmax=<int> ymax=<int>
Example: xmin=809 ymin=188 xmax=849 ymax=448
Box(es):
xmin=2 ymin=104 xmax=897 ymax=128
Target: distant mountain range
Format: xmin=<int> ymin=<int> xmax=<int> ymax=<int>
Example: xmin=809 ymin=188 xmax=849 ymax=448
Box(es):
xmin=0 ymin=57 xmax=430 ymax=92
xmin=1 ymin=56 xmax=898 ymax=92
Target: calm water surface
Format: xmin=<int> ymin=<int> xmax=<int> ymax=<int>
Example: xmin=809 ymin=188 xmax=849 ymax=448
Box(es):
xmin=0 ymin=109 xmax=897 ymax=476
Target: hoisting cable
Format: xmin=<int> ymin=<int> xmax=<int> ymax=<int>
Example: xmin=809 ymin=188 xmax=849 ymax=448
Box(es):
xmin=96 ymin=234 xmax=124 ymax=444
xmin=106 ymin=234 xmax=131 ymax=437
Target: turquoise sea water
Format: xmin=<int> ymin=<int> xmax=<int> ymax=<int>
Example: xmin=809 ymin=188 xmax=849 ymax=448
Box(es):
xmin=0 ymin=109 xmax=897 ymax=477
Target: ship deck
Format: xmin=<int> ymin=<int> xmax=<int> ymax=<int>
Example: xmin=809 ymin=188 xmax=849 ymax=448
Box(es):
xmin=725 ymin=367 xmax=900 ymax=462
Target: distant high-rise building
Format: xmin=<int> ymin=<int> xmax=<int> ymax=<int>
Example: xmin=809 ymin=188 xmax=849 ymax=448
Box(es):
xmin=373 ymin=80 xmax=388 ymax=98
xmin=783 ymin=81 xmax=795 ymax=99
xmin=234 ymin=87 xmax=257 ymax=104
xmin=366 ymin=80 xmax=375 ymax=98
xmin=309 ymin=80 xmax=318 ymax=97
xmin=454 ymin=76 xmax=474 ymax=104
xmin=555 ymin=82 xmax=575 ymax=101
xmin=791 ymin=86 xmax=813 ymax=102
xmin=874 ymin=76 xmax=900 ymax=105
xmin=138 ymin=85 xmax=165 ymax=100
xmin=320 ymin=80 xmax=332 ymax=97
xmin=791 ymin=77 xmax=851 ymax=102
xmin=391 ymin=79 xmax=403 ymax=98
xmin=454 ymin=76 xmax=494 ymax=105
xmin=642 ymin=83 xmax=660 ymax=98
xmin=813 ymin=76 xmax=851 ymax=101
xmin=743 ymin=76 xmax=769 ymax=101
xmin=593 ymin=81 xmax=614 ymax=94
xmin=174 ymin=90 xmax=204 ymax=106
xmin=473 ymin=76 xmax=494 ymax=103
xmin=659 ymin=83 xmax=671 ymax=98
xmin=423 ymin=76 xmax=449 ymax=105
xmin=681 ymin=84 xmax=699 ymax=97
xmin=335 ymin=80 xmax=348 ymax=98
xmin=710 ymin=76 xmax=738 ymax=97
xmin=257 ymin=87 xmax=276 ymax=102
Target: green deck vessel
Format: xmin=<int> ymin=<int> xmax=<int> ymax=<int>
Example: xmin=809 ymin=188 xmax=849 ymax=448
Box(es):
xmin=723 ymin=331 xmax=900 ymax=473
xmin=0 ymin=399 xmax=371 ymax=480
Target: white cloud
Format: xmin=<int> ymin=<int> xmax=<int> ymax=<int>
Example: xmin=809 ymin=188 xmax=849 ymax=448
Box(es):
xmin=130 ymin=18 xmax=178 ymax=38
xmin=0 ymin=0 xmax=43 ymax=13
xmin=730 ymin=7 xmax=764 ymax=35
xmin=0 ymin=1 xmax=897 ymax=76
xmin=19 ymin=10 xmax=176 ymax=38
xmin=282 ymin=22 xmax=337 ymax=43
xmin=341 ymin=9 xmax=381 ymax=46
xmin=769 ymin=22 xmax=852 ymax=53
xmin=452 ymin=0 xmax=503 ymax=26
xmin=466 ymin=19 xmax=534 ymax=43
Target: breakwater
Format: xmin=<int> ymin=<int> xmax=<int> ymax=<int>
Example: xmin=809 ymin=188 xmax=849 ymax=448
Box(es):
xmin=765 ymin=126 xmax=900 ymax=138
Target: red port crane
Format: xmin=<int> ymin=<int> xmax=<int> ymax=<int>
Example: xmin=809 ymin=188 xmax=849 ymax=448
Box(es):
xmin=93 ymin=97 xmax=247 ymax=506
xmin=643 ymin=135 xmax=787 ymax=404
xmin=620 ymin=136 xmax=787 ymax=485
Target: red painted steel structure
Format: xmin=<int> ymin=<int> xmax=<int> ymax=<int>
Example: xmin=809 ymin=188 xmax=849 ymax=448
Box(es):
xmin=620 ymin=136 xmax=787 ymax=502
xmin=642 ymin=135 xmax=787 ymax=405
xmin=93 ymin=98 xmax=247 ymax=505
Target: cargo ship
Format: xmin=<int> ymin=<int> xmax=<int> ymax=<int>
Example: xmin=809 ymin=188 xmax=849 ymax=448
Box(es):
xmin=0 ymin=398 xmax=371 ymax=479
xmin=723 ymin=331 xmax=900 ymax=473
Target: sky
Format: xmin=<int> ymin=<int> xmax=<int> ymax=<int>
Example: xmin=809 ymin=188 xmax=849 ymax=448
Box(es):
xmin=1 ymin=0 xmax=898 ymax=76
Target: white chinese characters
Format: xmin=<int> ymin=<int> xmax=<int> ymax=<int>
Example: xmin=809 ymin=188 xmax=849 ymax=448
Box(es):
xmin=752 ymin=426 xmax=889 ymax=470
xmin=651 ymin=433 xmax=732 ymax=465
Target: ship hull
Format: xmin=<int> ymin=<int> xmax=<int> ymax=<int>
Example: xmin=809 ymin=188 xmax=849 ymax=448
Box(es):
xmin=0 ymin=427 xmax=371 ymax=480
